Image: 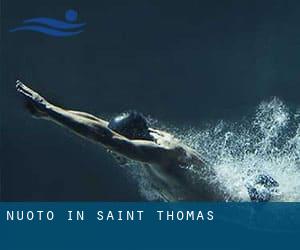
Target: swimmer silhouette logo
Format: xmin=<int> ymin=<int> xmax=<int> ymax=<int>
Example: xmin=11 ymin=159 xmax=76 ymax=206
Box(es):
xmin=9 ymin=9 xmax=85 ymax=37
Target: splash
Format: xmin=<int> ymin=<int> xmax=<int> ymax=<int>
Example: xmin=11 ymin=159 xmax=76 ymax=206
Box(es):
xmin=124 ymin=98 xmax=300 ymax=201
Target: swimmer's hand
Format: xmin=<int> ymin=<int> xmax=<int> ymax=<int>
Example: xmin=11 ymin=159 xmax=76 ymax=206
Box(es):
xmin=16 ymin=80 xmax=49 ymax=118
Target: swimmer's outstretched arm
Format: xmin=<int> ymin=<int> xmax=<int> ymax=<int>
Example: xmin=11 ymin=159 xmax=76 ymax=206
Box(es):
xmin=16 ymin=81 xmax=176 ymax=165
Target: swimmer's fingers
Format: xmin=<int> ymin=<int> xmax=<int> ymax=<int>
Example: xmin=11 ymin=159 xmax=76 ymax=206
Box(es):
xmin=16 ymin=80 xmax=41 ymax=100
xmin=16 ymin=80 xmax=36 ymax=99
xmin=16 ymin=80 xmax=46 ymax=104
xmin=16 ymin=80 xmax=49 ymax=114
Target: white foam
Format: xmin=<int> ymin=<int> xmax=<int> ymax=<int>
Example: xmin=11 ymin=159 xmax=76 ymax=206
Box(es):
xmin=124 ymin=98 xmax=300 ymax=201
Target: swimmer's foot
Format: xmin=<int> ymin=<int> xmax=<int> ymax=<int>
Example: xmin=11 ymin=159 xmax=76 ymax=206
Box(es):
xmin=16 ymin=80 xmax=49 ymax=118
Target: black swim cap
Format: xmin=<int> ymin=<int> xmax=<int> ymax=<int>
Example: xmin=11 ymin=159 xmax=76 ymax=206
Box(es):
xmin=108 ymin=111 xmax=153 ymax=141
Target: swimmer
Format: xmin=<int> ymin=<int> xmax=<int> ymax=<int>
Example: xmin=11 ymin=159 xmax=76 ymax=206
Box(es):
xmin=16 ymin=80 xmax=277 ymax=201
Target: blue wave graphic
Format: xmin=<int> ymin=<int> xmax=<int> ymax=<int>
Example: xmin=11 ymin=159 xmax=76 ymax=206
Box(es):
xmin=23 ymin=18 xmax=85 ymax=29
xmin=9 ymin=9 xmax=85 ymax=37
xmin=10 ymin=25 xmax=84 ymax=37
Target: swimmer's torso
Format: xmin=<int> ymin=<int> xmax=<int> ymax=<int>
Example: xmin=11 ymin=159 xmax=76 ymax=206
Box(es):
xmin=144 ymin=129 xmax=225 ymax=201
xmin=145 ymin=160 xmax=224 ymax=201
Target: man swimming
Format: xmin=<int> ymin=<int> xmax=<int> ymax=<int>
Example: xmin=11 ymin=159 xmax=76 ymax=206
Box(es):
xmin=15 ymin=80 xmax=277 ymax=201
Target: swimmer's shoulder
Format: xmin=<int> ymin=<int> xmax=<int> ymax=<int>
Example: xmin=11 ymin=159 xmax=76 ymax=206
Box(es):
xmin=167 ymin=143 xmax=206 ymax=167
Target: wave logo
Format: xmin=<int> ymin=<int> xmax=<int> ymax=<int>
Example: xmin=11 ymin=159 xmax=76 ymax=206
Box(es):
xmin=9 ymin=9 xmax=85 ymax=37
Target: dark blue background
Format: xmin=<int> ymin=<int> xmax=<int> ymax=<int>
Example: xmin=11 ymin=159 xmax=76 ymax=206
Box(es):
xmin=2 ymin=0 xmax=300 ymax=200
xmin=1 ymin=202 xmax=299 ymax=250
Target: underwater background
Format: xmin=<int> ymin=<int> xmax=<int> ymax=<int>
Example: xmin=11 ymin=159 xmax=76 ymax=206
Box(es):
xmin=2 ymin=0 xmax=300 ymax=201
